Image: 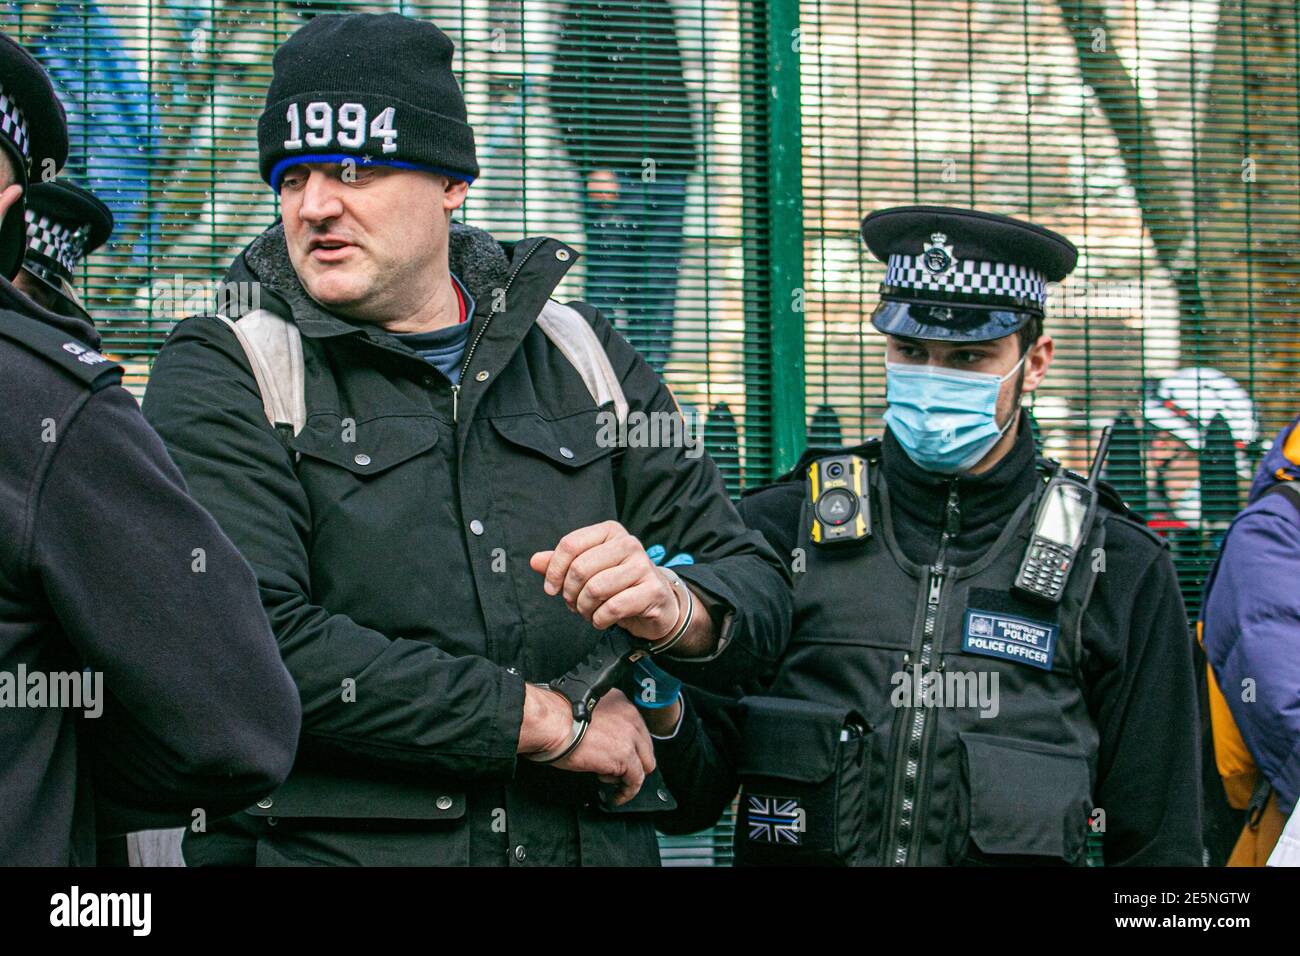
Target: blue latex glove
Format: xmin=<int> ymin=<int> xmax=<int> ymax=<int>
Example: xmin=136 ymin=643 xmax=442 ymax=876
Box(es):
xmin=646 ymin=544 xmax=694 ymax=569
xmin=631 ymin=544 xmax=692 ymax=709
xmin=632 ymin=657 xmax=682 ymax=710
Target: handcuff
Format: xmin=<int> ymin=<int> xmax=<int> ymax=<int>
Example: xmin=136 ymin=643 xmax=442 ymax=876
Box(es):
xmin=525 ymin=570 xmax=695 ymax=764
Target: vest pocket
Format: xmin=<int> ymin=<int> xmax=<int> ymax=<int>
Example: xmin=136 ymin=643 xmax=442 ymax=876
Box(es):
xmin=733 ymin=695 xmax=871 ymax=866
xmin=951 ymin=732 xmax=1091 ymax=866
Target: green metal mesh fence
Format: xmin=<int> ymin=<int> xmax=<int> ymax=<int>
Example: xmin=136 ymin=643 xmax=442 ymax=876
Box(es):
xmin=6 ymin=0 xmax=1297 ymax=866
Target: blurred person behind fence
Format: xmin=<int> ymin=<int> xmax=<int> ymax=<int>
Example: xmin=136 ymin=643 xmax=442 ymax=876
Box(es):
xmin=549 ymin=0 xmax=697 ymax=371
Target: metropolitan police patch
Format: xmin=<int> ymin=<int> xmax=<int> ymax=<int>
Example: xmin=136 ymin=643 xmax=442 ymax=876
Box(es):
xmin=746 ymin=795 xmax=803 ymax=845
xmin=962 ymin=607 xmax=1058 ymax=671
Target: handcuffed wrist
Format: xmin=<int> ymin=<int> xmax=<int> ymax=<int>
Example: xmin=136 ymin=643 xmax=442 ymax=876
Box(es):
xmin=523 ymin=684 xmax=589 ymax=763
xmin=649 ymin=567 xmax=694 ymax=656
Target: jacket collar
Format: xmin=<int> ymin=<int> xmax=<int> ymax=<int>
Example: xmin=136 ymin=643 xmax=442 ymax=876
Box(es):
xmin=881 ymin=408 xmax=1041 ymax=534
xmin=0 ymin=271 xmax=101 ymax=348
xmin=224 ymin=220 xmax=574 ymax=352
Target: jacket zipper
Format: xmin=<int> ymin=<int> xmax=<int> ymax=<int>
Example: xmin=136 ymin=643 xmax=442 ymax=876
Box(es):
xmin=889 ymin=479 xmax=960 ymax=866
xmin=451 ymin=240 xmax=544 ymax=423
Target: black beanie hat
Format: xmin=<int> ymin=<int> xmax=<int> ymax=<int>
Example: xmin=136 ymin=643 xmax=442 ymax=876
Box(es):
xmin=258 ymin=13 xmax=479 ymax=191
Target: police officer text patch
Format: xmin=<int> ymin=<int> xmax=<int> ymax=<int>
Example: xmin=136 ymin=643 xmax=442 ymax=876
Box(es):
xmin=962 ymin=607 xmax=1058 ymax=671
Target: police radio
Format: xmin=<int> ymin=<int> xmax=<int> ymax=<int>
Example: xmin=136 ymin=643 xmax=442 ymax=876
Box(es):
xmin=1013 ymin=426 xmax=1113 ymax=604
xmin=809 ymin=455 xmax=871 ymax=546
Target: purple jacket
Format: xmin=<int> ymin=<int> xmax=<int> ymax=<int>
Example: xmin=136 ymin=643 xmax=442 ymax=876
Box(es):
xmin=1202 ymin=413 xmax=1300 ymax=814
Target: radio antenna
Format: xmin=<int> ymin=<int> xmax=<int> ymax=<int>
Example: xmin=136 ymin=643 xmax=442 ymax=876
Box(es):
xmin=1087 ymin=425 xmax=1114 ymax=488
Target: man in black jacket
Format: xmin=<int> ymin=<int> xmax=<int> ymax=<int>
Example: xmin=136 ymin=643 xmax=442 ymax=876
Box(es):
xmin=142 ymin=13 xmax=788 ymax=866
xmin=0 ymin=29 xmax=301 ymax=866
xmin=653 ymin=206 xmax=1204 ymax=866
xmin=549 ymin=0 xmax=696 ymax=370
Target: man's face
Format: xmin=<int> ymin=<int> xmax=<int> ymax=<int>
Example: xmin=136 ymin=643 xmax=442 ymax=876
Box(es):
xmin=12 ymin=268 xmax=58 ymax=311
xmin=885 ymin=330 xmax=1054 ymax=431
xmin=279 ymin=162 xmax=468 ymax=324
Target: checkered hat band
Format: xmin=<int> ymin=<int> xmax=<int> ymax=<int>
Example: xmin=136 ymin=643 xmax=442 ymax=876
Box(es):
xmin=0 ymin=83 xmax=31 ymax=161
xmin=884 ymin=253 xmax=1047 ymax=306
xmin=24 ymin=213 xmax=89 ymax=276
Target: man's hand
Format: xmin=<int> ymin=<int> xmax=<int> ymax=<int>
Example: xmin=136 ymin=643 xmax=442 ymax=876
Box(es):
xmin=520 ymin=685 xmax=655 ymax=806
xmin=530 ymin=521 xmax=684 ymax=643
xmin=557 ymin=689 xmax=655 ymax=805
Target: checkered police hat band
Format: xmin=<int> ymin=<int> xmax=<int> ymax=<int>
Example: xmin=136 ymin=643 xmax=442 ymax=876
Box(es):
xmin=24 ymin=213 xmax=89 ymax=277
xmin=884 ymin=253 xmax=1047 ymax=307
xmin=0 ymin=82 xmax=31 ymax=162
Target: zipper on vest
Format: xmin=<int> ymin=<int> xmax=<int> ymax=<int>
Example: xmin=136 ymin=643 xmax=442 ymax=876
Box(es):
xmin=890 ymin=480 xmax=960 ymax=865
xmin=452 ymin=240 xmax=543 ymax=423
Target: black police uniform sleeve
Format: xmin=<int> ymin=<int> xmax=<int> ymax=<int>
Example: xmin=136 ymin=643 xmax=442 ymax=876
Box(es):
xmin=652 ymin=688 xmax=747 ymax=835
xmin=142 ymin=317 xmax=528 ymax=780
xmin=650 ymin=479 xmax=805 ymax=833
xmin=1085 ymin=517 xmax=1204 ymax=865
xmin=28 ymin=382 xmax=302 ymax=833
xmin=570 ymin=300 xmax=793 ymax=689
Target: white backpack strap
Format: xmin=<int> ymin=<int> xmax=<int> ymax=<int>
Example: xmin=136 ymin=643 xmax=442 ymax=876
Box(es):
xmin=217 ymin=309 xmax=306 ymax=436
xmin=216 ymin=302 xmax=619 ymax=435
xmin=536 ymin=299 xmax=629 ymax=427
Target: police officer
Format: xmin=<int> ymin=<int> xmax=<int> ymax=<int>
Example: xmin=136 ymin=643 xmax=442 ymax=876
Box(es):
xmin=0 ymin=30 xmax=301 ymax=865
xmin=655 ymin=206 xmax=1204 ymax=865
xmin=11 ymin=177 xmax=113 ymax=322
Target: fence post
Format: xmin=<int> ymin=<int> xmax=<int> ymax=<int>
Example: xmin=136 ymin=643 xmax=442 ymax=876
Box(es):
xmin=763 ymin=0 xmax=806 ymax=476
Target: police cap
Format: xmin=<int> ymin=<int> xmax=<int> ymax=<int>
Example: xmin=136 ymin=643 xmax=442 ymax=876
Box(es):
xmin=22 ymin=178 xmax=113 ymax=291
xmin=0 ymin=31 xmax=69 ymax=280
xmin=860 ymin=205 xmax=1078 ymax=343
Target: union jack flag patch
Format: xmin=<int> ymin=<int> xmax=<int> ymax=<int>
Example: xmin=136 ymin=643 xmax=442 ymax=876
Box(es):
xmin=746 ymin=795 xmax=803 ymax=845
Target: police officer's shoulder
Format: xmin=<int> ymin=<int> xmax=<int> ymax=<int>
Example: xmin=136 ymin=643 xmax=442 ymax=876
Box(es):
xmin=1034 ymin=454 xmax=1167 ymax=551
xmin=739 ymin=439 xmax=881 ymax=520
xmin=0 ymin=309 xmax=122 ymax=392
xmin=761 ymin=438 xmax=883 ymax=490
xmin=1096 ymin=478 xmax=1169 ymax=551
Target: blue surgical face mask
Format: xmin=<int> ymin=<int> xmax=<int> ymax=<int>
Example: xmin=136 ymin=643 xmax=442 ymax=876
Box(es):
xmin=884 ymin=355 xmax=1026 ymax=474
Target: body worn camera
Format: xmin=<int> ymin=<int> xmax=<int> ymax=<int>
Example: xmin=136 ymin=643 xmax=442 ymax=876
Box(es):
xmin=808 ymin=455 xmax=872 ymax=546
xmin=1013 ymin=426 xmax=1113 ymax=604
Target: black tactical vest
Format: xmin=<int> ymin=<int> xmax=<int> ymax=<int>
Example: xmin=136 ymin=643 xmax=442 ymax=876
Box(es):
xmin=745 ymin=446 xmax=1106 ymax=866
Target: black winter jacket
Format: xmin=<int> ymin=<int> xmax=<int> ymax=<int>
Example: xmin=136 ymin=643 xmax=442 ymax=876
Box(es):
xmin=0 ymin=274 xmax=301 ymax=865
xmin=141 ymin=221 xmax=790 ymax=866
